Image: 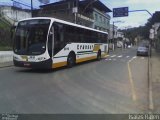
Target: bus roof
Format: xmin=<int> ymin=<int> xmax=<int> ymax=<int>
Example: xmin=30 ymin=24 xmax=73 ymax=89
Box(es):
xmin=18 ymin=17 xmax=108 ymax=35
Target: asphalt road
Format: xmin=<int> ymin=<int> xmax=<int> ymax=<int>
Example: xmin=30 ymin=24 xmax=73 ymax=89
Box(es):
xmin=0 ymin=47 xmax=149 ymax=113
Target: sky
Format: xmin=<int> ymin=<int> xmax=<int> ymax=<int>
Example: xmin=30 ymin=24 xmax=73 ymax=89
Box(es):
xmin=102 ymin=0 xmax=160 ymax=29
xmin=0 ymin=0 xmax=160 ymax=29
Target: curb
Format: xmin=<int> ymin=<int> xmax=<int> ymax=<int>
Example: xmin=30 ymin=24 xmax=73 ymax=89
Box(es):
xmin=0 ymin=62 xmax=13 ymax=68
xmin=0 ymin=51 xmax=13 ymax=68
xmin=148 ymin=50 xmax=154 ymax=111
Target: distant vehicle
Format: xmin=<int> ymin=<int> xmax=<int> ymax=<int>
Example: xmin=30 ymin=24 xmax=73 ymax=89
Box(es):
xmin=13 ymin=17 xmax=108 ymax=69
xmin=128 ymin=45 xmax=131 ymax=48
xmin=117 ymin=41 xmax=123 ymax=48
xmin=137 ymin=46 xmax=149 ymax=56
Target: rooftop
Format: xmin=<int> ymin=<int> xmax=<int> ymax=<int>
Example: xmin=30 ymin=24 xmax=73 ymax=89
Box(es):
xmin=40 ymin=0 xmax=112 ymax=13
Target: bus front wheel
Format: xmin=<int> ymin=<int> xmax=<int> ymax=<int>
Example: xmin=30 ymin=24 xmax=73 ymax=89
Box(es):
xmin=67 ymin=53 xmax=76 ymax=68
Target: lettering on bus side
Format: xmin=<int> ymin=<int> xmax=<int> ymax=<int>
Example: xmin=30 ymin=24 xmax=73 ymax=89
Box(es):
xmin=77 ymin=44 xmax=94 ymax=50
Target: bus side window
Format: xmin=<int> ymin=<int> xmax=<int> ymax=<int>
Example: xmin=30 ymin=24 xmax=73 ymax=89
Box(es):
xmin=54 ymin=23 xmax=65 ymax=55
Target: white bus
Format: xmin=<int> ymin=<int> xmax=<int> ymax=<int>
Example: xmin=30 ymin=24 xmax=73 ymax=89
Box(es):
xmin=13 ymin=17 xmax=108 ymax=69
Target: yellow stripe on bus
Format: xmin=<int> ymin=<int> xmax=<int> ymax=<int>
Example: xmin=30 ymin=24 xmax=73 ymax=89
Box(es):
xmin=93 ymin=45 xmax=100 ymax=52
xmin=76 ymin=56 xmax=97 ymax=63
xmin=52 ymin=61 xmax=67 ymax=68
xmin=52 ymin=54 xmax=106 ymax=69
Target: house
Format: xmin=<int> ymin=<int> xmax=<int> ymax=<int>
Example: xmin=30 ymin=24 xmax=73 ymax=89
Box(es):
xmin=33 ymin=0 xmax=111 ymax=32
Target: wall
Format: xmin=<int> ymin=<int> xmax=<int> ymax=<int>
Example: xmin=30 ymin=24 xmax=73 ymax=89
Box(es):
xmin=0 ymin=6 xmax=31 ymax=23
xmin=156 ymin=29 xmax=160 ymax=51
xmin=93 ymin=8 xmax=110 ymax=32
xmin=109 ymin=24 xmax=118 ymax=39
xmin=0 ymin=51 xmax=13 ymax=63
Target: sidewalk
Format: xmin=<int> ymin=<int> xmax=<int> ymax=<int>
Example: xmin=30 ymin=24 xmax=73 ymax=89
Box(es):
xmin=150 ymin=49 xmax=160 ymax=113
xmin=0 ymin=51 xmax=13 ymax=68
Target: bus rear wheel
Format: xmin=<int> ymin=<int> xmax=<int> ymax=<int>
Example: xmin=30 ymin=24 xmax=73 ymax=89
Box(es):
xmin=67 ymin=53 xmax=76 ymax=68
xmin=97 ymin=50 xmax=101 ymax=61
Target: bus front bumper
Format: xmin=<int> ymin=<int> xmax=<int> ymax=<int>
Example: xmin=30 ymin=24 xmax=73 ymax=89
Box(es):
xmin=13 ymin=59 xmax=52 ymax=69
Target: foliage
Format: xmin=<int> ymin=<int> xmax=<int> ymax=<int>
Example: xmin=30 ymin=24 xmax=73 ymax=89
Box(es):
xmin=122 ymin=11 xmax=160 ymax=40
xmin=0 ymin=46 xmax=12 ymax=51
xmin=0 ymin=17 xmax=12 ymax=50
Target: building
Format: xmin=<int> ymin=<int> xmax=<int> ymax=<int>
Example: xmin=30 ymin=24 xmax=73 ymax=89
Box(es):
xmin=0 ymin=5 xmax=31 ymax=24
xmin=156 ymin=26 xmax=160 ymax=51
xmin=117 ymin=31 xmax=124 ymax=38
xmin=109 ymin=24 xmax=118 ymax=40
xmin=33 ymin=0 xmax=111 ymax=32
xmin=151 ymin=22 xmax=160 ymax=51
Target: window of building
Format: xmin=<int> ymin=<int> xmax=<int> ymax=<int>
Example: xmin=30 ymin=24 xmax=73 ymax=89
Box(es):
xmin=103 ymin=18 xmax=106 ymax=24
xmin=99 ymin=16 xmax=102 ymax=23
xmin=107 ymin=20 xmax=110 ymax=26
xmin=95 ymin=13 xmax=98 ymax=21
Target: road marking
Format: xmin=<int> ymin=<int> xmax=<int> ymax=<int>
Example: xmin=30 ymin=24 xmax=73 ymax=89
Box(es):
xmin=127 ymin=57 xmax=137 ymax=101
xmin=133 ymin=56 xmax=137 ymax=59
xmin=111 ymin=55 xmax=116 ymax=58
xmin=104 ymin=55 xmax=110 ymax=58
xmin=118 ymin=55 xmax=123 ymax=58
xmin=126 ymin=56 xmax=130 ymax=58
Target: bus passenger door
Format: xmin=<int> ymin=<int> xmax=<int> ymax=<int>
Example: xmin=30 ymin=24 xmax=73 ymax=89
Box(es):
xmin=48 ymin=26 xmax=54 ymax=61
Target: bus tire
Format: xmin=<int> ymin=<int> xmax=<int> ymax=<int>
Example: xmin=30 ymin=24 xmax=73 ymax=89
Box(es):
xmin=97 ymin=50 xmax=101 ymax=61
xmin=67 ymin=52 xmax=76 ymax=68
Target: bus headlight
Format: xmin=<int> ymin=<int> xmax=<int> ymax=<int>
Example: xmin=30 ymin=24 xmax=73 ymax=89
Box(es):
xmin=37 ymin=57 xmax=46 ymax=61
xmin=13 ymin=56 xmax=19 ymax=60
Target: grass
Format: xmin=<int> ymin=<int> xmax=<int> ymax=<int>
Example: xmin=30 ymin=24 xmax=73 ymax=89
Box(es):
xmin=0 ymin=46 xmax=12 ymax=51
xmin=0 ymin=18 xmax=11 ymax=29
xmin=0 ymin=17 xmax=12 ymax=51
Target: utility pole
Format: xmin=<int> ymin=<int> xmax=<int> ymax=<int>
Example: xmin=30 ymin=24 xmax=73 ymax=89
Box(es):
xmin=75 ymin=0 xmax=78 ymax=24
xmin=31 ymin=0 xmax=33 ymax=17
xmin=73 ymin=0 xmax=78 ymax=24
xmin=113 ymin=22 xmax=115 ymax=49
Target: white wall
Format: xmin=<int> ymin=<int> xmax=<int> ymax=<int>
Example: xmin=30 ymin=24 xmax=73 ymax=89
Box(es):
xmin=0 ymin=51 xmax=13 ymax=63
xmin=0 ymin=6 xmax=31 ymax=22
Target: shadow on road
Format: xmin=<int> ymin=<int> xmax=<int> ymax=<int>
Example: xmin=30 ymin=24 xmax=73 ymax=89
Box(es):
xmin=14 ymin=59 xmax=99 ymax=74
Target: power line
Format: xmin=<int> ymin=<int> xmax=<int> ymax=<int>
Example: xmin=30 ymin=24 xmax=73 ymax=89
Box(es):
xmin=11 ymin=0 xmax=31 ymax=8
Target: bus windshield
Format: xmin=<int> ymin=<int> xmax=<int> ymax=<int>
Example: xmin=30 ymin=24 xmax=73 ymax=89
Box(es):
xmin=14 ymin=19 xmax=50 ymax=55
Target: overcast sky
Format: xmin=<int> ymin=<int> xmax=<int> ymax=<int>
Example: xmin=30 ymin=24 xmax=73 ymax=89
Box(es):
xmin=1 ymin=0 xmax=160 ymax=29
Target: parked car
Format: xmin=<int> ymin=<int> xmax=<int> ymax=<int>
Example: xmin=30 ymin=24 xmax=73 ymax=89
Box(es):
xmin=137 ymin=46 xmax=149 ymax=56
